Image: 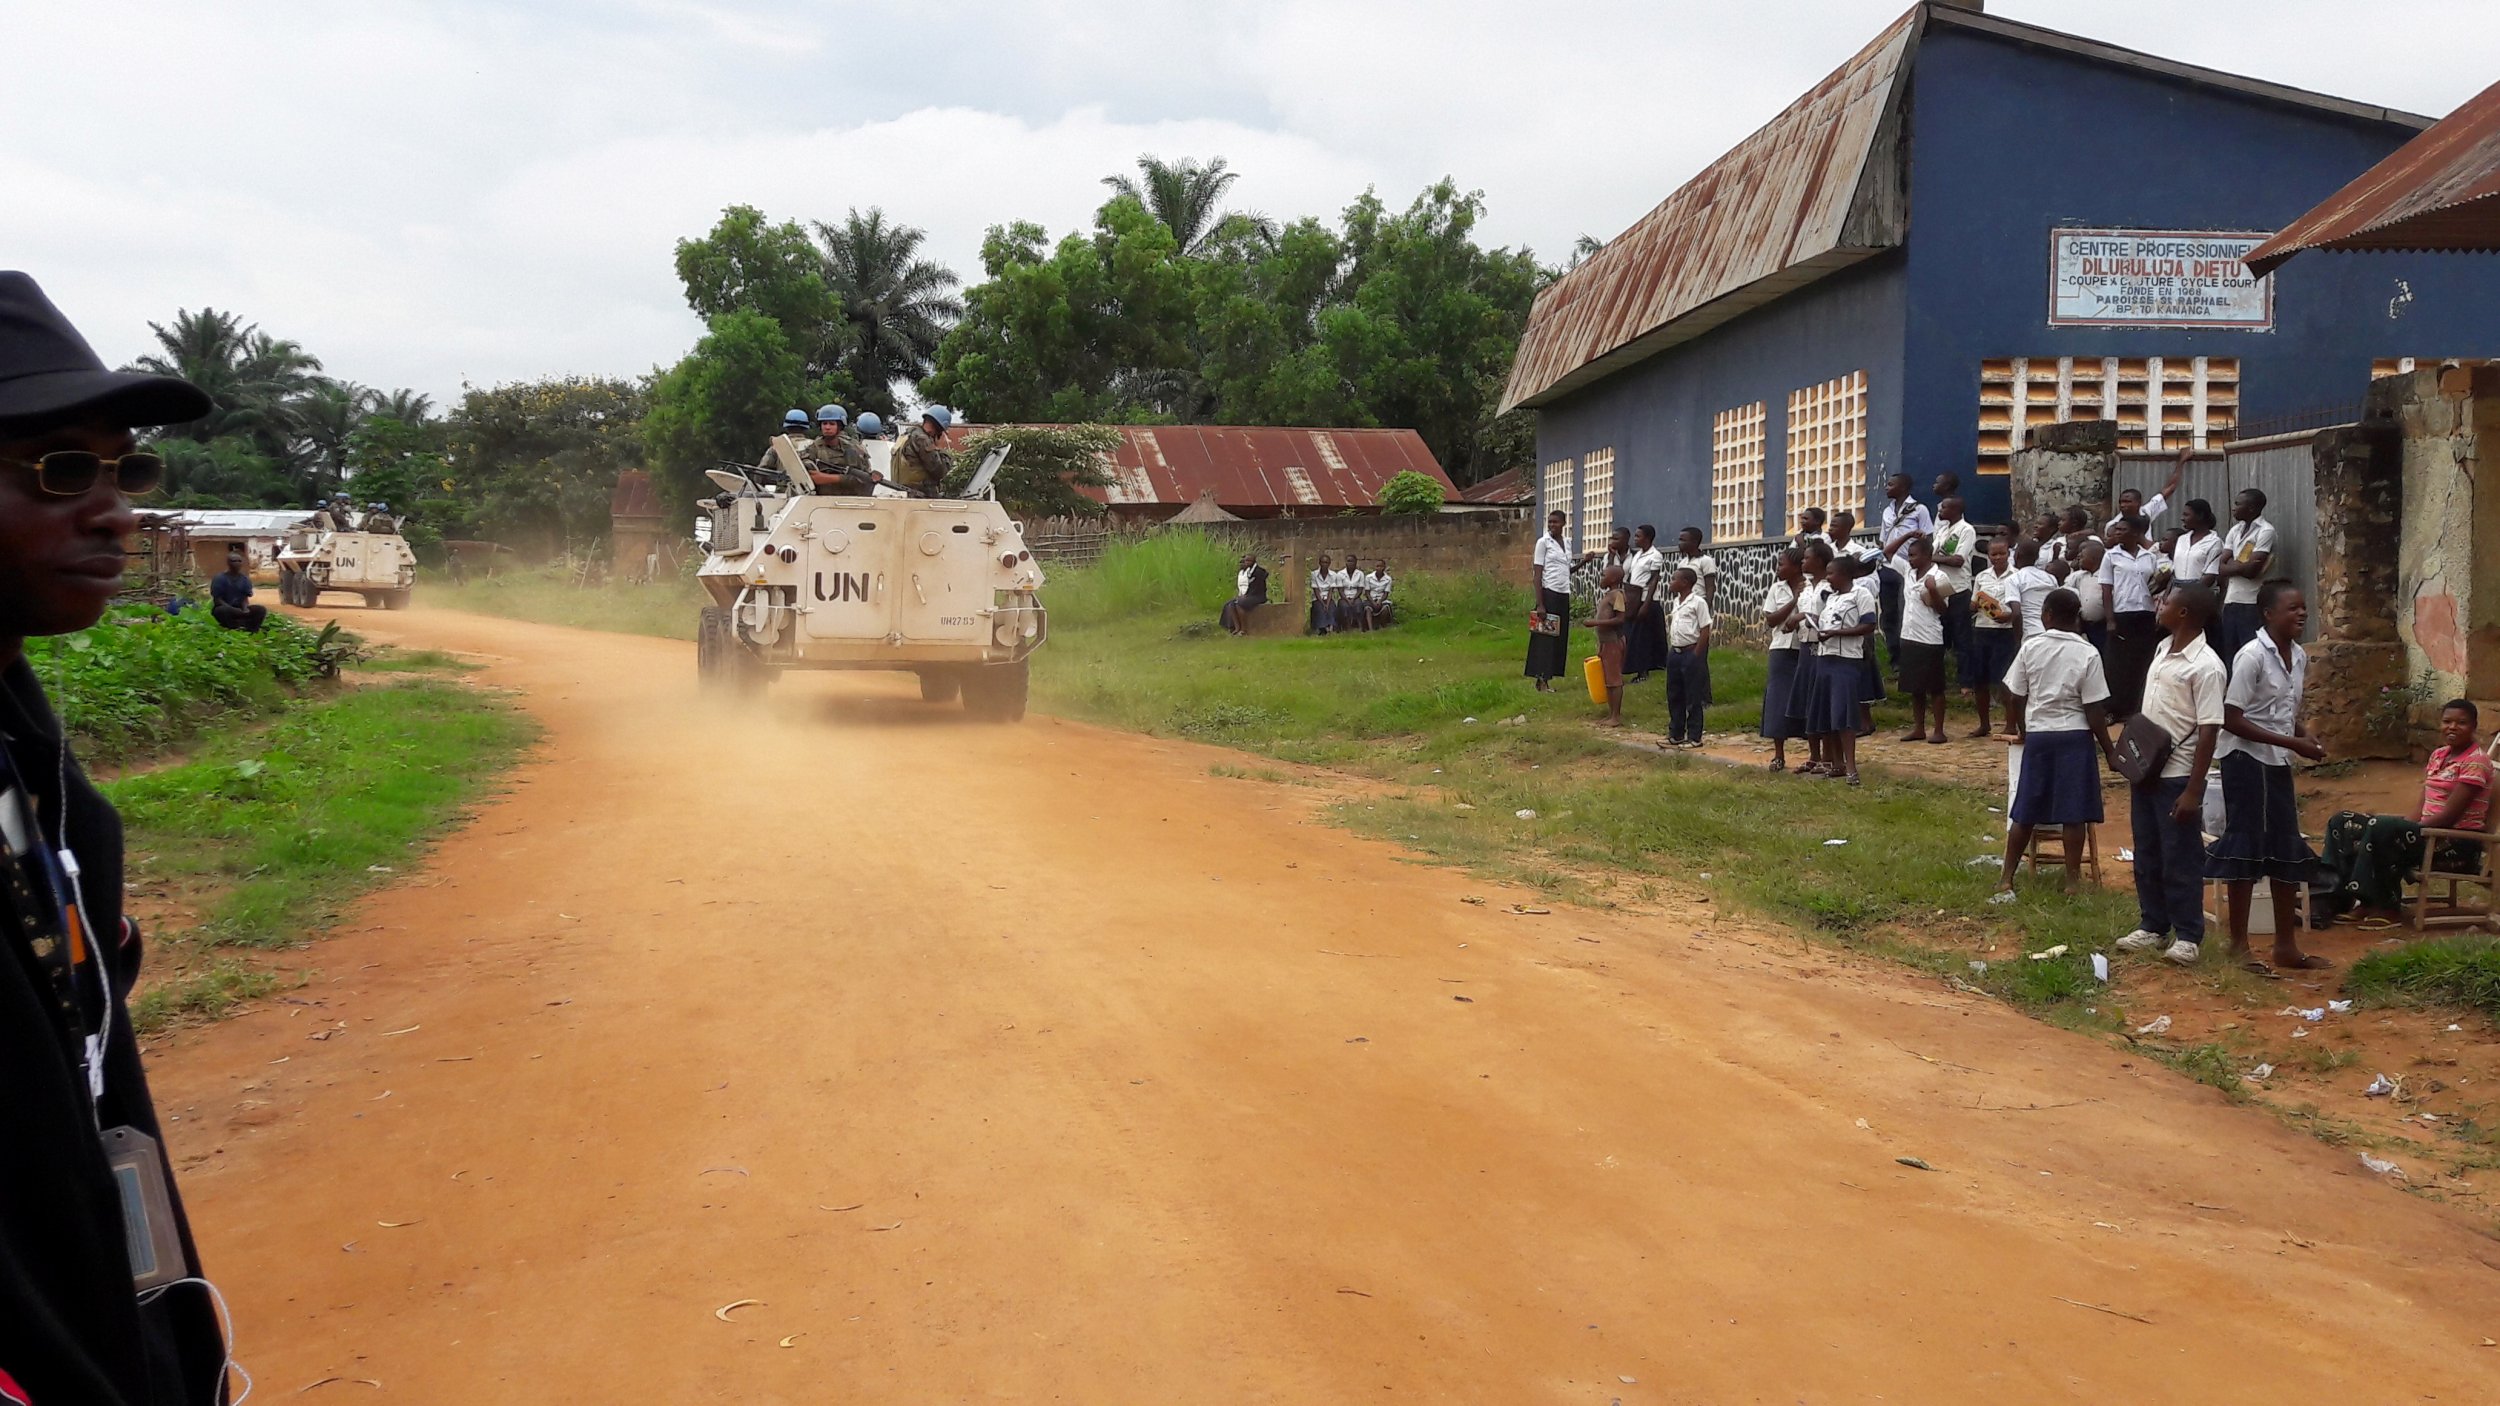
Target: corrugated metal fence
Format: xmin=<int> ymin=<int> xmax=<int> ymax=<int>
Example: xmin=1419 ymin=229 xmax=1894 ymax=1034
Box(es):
xmin=2114 ymin=437 xmax=2323 ymax=640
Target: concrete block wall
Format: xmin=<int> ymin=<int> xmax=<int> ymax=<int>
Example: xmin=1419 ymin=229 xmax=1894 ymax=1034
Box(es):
xmin=2306 ymin=424 xmax=2408 ymax=759
xmin=2009 ymin=419 xmax=2118 ymax=525
xmin=2382 ymin=367 xmax=2500 ymax=713
xmin=1184 ymin=512 xmax=1536 ymax=584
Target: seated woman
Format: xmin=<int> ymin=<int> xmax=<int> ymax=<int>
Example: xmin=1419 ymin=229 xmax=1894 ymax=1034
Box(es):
xmin=2322 ymin=699 xmax=2491 ymax=921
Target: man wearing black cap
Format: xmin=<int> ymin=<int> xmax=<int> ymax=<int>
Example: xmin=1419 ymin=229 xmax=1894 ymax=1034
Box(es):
xmin=0 ymin=272 xmax=232 ymax=1403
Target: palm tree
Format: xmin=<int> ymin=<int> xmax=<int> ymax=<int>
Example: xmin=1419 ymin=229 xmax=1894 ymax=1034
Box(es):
xmin=294 ymin=381 xmax=371 ymax=497
xmin=1102 ymin=155 xmax=1275 ymax=256
xmin=813 ymin=209 xmax=962 ymax=411
xmin=362 ymin=387 xmax=436 ymax=425
xmin=133 ymin=309 xmax=335 ymax=496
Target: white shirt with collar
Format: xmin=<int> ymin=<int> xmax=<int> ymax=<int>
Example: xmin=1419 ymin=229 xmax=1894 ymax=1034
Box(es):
xmin=1879 ymin=497 xmax=1934 ymax=567
xmin=2219 ymin=633 xmax=2308 ymax=766
xmin=1816 ymin=590 xmax=1870 ymax=660
xmin=2002 ymin=629 xmax=2110 ymax=732
xmin=1532 ymin=534 xmax=1573 ymax=594
xmin=2097 ymin=542 xmax=2160 ymax=614
xmin=1667 ymin=591 xmax=1714 ymax=648
xmin=1930 ymin=517 xmax=1979 ymax=593
xmin=1370 ymin=571 xmax=1393 ymax=600
xmin=1792 ymin=581 xmax=1828 ymax=647
xmin=1237 ymin=566 xmax=1256 ymax=597
xmin=1971 ymin=564 xmax=2021 ymax=630
xmin=2141 ymin=633 xmax=2228 ymax=779
xmin=2171 ymin=527 xmax=2224 ymax=585
xmin=1627 ymin=546 xmax=1666 ymax=595
xmin=2221 ymin=518 xmax=2276 ymax=606
xmin=1901 ymin=566 xmax=1950 ymax=645
xmin=1762 ymin=579 xmax=1800 ymax=650
xmin=2011 ymin=564 xmax=2059 ymax=636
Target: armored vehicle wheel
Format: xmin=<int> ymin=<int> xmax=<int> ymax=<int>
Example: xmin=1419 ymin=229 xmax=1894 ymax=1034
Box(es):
xmin=917 ymin=669 xmax=961 ymax=703
xmin=696 ymin=607 xmax=728 ymax=691
xmin=381 ymin=589 xmax=412 ymax=610
xmin=961 ymin=660 xmax=1029 ymax=722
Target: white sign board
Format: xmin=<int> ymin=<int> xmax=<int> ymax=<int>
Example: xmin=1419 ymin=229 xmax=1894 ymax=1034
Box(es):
xmin=2049 ymin=229 xmax=2274 ymax=330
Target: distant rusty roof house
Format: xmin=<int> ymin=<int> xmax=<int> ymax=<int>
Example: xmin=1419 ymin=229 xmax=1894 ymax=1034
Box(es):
xmin=2247 ymin=76 xmax=2500 ymax=275
xmin=951 ymin=425 xmax=1453 ymax=523
xmin=1507 ymin=1 xmax=2500 ymax=546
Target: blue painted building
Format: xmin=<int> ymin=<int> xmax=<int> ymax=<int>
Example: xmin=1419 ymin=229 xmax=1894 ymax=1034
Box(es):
xmin=1504 ymin=1 xmax=2500 ymax=548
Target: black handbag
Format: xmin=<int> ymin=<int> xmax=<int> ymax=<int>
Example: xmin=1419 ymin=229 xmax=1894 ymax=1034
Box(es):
xmin=2109 ymin=712 xmax=2174 ymax=787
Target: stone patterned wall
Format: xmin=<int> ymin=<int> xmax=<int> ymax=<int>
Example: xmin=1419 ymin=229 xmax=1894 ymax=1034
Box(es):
xmin=2010 ymin=419 xmax=2118 ymax=526
xmin=2306 ymin=422 xmax=2409 ymax=758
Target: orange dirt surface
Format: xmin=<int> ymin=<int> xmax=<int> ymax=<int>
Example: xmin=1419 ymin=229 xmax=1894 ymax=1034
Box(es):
xmin=144 ymin=606 xmax=2500 ymax=1403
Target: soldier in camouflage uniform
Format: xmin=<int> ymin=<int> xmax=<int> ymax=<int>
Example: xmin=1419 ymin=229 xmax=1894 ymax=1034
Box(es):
xmin=894 ymin=406 xmax=955 ymax=496
xmin=799 ymin=403 xmax=875 ymax=495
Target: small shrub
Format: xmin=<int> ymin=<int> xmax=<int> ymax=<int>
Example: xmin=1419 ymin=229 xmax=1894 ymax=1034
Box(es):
xmin=24 ymin=605 xmax=327 ymax=762
xmin=1379 ymin=471 xmax=1448 ymax=516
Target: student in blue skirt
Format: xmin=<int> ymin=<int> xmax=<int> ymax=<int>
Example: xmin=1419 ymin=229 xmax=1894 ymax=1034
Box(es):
xmin=1787 ymin=540 xmax=1834 ymax=774
xmin=1964 ymin=536 xmax=2025 ymax=737
xmin=1994 ymin=588 xmax=2118 ymax=898
xmin=1758 ymin=548 xmax=1809 ymax=772
xmin=1812 ymin=555 xmax=1878 ymax=785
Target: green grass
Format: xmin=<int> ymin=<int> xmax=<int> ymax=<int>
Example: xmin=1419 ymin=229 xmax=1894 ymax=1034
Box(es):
xmin=110 ymin=676 xmax=538 ymax=1032
xmin=1033 ymin=535 xmax=2137 ymax=1013
xmin=25 ymin=604 xmax=332 ymax=762
xmin=360 ymin=647 xmax=477 ymax=673
xmin=430 ymin=565 xmax=707 ymax=640
xmin=2350 ymin=935 xmax=2500 ymax=1022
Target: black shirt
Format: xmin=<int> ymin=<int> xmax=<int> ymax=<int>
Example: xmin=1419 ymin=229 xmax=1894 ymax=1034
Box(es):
xmin=0 ymin=657 xmax=227 ymax=1404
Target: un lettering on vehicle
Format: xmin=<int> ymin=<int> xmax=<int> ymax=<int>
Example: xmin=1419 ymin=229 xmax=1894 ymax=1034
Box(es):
xmin=812 ymin=571 xmax=872 ymax=602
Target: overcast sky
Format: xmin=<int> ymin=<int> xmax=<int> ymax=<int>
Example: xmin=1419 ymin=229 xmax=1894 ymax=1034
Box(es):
xmin=7 ymin=0 xmax=2490 ymax=408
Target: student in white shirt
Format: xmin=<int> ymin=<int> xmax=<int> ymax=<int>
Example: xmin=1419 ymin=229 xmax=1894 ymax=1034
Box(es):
xmin=2214 ymin=488 xmax=2277 ymax=670
xmin=1307 ymin=553 xmax=1337 ymax=635
xmin=1966 ymin=537 xmax=2025 ymax=737
xmin=1785 ymin=541 xmax=1835 ymax=772
xmin=1758 ymin=547 xmax=1809 ymax=772
xmin=1326 ymin=562 xmax=1359 ymax=632
xmin=1526 ymin=509 xmax=1585 ymax=690
xmin=2105 ymin=449 xmax=2187 ymax=535
xmin=1930 ymin=496 xmax=1980 ymax=695
xmin=2207 ymin=580 xmax=2328 ymax=972
xmin=1671 ymin=525 xmax=1719 ymax=607
xmin=1832 ymin=510 xmax=1886 ymax=734
xmin=2010 ymin=539 xmax=2059 ymax=640
xmin=1876 ymin=472 xmax=1934 ymax=664
xmin=2170 ymin=498 xmax=2225 ymax=597
xmin=1809 ymin=555 xmax=1877 ymax=785
xmin=1221 ymin=552 xmax=1269 ymax=635
xmin=2051 ymin=507 xmax=2109 ymax=651
xmin=1663 ymin=567 xmax=1715 ymax=747
xmin=2097 ymin=512 xmax=2163 ymax=719
xmin=1366 ymin=560 xmax=1396 ymax=627
xmin=1791 ymin=505 xmax=1834 ymax=559
xmin=1623 ymin=525 xmax=1669 ymax=682
xmin=1994 ymin=587 xmax=2117 ymax=899
xmin=1896 ymin=536 xmax=1954 ymax=744
xmin=2115 ymin=583 xmax=2227 ymax=967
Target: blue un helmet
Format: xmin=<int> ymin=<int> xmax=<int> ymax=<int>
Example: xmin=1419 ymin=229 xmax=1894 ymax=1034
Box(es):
xmin=920 ymin=406 xmax=952 ymax=433
xmin=782 ymin=408 xmax=810 ymax=430
xmin=854 ymin=412 xmax=883 ymax=438
xmin=816 ymin=404 xmax=846 ymax=425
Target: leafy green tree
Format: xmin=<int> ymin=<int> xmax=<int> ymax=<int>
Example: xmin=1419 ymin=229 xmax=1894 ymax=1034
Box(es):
xmin=158 ymin=436 xmax=294 ymax=507
xmin=814 ymin=208 xmax=961 ymax=415
xmin=645 ymin=309 xmax=834 ymax=508
xmin=442 ymin=376 xmax=648 ymax=552
xmin=674 ymin=206 xmax=851 ymax=385
xmin=292 ymin=379 xmax=370 ymax=499
xmin=949 ymin=424 xmax=1118 ymax=520
xmin=1378 ymin=470 xmax=1447 ymax=515
xmin=1102 ymin=155 xmax=1274 ymax=256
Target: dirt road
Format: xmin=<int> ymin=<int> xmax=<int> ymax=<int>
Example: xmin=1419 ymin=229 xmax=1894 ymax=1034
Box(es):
xmin=149 ymin=606 xmax=2499 ymax=1402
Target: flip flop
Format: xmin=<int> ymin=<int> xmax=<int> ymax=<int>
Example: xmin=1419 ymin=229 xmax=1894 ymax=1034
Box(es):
xmin=2272 ymin=953 xmax=2335 ymax=971
xmin=2238 ymin=960 xmax=2276 ymax=977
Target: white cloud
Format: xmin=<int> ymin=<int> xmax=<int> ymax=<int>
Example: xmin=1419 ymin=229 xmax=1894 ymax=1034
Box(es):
xmin=6 ymin=0 xmax=2490 ymax=405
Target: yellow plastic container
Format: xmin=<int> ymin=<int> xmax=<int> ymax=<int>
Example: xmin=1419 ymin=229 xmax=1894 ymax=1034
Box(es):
xmin=1584 ymin=654 xmax=1608 ymax=704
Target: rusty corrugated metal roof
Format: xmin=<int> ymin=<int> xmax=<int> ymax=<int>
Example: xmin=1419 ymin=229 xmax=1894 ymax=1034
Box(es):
xmin=1503 ymin=3 xmax=2435 ymax=413
xmin=943 ymin=425 xmax=1451 ymax=511
xmin=1458 ymin=465 xmax=1534 ymax=504
xmin=2246 ymin=77 xmax=2500 ymax=276
xmin=1499 ymin=10 xmax=1917 ymax=414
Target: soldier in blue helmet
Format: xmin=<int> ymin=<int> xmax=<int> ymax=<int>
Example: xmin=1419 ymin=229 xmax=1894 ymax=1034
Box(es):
xmin=800 ymin=404 xmax=874 ymax=495
xmin=895 ymin=406 xmax=955 ymax=496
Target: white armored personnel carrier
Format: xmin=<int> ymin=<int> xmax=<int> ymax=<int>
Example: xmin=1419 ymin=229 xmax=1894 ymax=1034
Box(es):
xmin=275 ymin=519 xmax=418 ymax=609
xmin=692 ymin=436 xmax=1046 ymax=719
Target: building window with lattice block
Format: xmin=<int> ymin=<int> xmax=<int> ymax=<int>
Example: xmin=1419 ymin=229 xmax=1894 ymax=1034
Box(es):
xmin=1710 ymin=402 xmax=1767 ymax=542
xmin=1975 ymin=356 xmax=2240 ymax=474
xmin=1540 ymin=455 xmax=1575 ymax=524
xmin=1578 ymin=449 xmax=1616 ymax=553
xmin=1785 ymin=371 xmax=1866 ymax=528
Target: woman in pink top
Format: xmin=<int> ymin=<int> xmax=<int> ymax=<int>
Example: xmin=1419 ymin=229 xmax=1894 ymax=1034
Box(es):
xmin=2322 ymin=699 xmax=2491 ymax=920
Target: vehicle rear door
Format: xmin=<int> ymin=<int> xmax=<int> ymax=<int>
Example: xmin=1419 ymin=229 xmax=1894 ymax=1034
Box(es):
xmin=896 ymin=506 xmax=986 ymax=644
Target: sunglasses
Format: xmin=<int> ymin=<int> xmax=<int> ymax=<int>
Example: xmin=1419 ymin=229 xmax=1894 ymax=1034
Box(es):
xmin=2 ymin=450 xmax=165 ymax=497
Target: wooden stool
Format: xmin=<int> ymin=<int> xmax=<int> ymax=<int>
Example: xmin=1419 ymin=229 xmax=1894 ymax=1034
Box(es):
xmin=2026 ymin=824 xmax=2101 ymax=882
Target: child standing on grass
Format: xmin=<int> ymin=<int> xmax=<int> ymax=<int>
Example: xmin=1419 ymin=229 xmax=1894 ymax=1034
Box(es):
xmin=1966 ymin=537 xmax=2024 ymax=737
xmin=1788 ymin=541 xmax=1834 ymax=774
xmin=1589 ymin=564 xmax=1628 ymax=727
xmin=1759 ymin=548 xmax=1807 ymax=772
xmin=1663 ymin=566 xmax=1713 ymax=747
xmin=1896 ymin=535 xmax=1953 ymax=744
xmin=2115 ymin=583 xmax=2226 ymax=966
xmin=1995 ymin=588 xmax=2117 ymax=900
xmin=2207 ymin=580 xmax=2330 ymax=972
xmin=1812 ymin=556 xmax=1876 ymax=785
